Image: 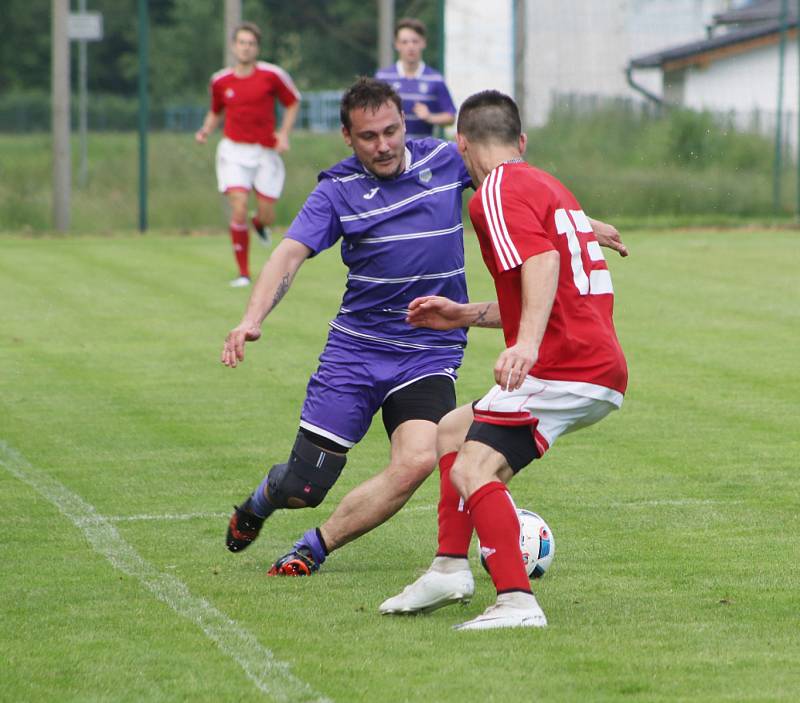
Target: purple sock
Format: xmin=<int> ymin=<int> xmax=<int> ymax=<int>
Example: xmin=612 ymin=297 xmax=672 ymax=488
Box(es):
xmin=249 ymin=475 xmax=277 ymax=518
xmin=295 ymin=528 xmax=328 ymax=566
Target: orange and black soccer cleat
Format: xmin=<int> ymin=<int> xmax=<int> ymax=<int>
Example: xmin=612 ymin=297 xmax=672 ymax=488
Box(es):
xmin=226 ymin=498 xmax=266 ymax=552
xmin=267 ymin=546 xmax=319 ymax=576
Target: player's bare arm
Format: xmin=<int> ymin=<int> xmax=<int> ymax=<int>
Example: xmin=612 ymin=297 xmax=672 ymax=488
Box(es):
xmin=195 ymin=111 xmax=221 ymax=144
xmin=494 ymin=250 xmax=559 ymax=390
xmin=412 ymin=102 xmax=455 ymax=127
xmin=588 ymin=217 xmax=629 ymax=257
xmin=274 ymin=101 xmax=300 ymax=153
xmin=406 ymin=296 xmax=502 ymax=329
xmin=221 ymin=238 xmax=312 ymax=367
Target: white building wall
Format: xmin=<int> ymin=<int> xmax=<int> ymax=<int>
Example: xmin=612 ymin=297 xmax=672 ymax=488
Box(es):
xmin=683 ymin=43 xmax=792 ymax=112
xmin=444 ymin=0 xmax=514 ymax=110
xmin=524 ymin=0 xmax=735 ymax=125
xmin=682 ymin=42 xmax=797 ymax=151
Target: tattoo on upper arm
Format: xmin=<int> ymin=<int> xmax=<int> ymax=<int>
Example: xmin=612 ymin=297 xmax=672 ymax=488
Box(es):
xmin=269 ymin=273 xmax=291 ymax=312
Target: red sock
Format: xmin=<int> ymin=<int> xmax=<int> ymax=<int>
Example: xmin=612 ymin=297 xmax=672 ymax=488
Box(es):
xmin=436 ymin=452 xmax=473 ymax=557
xmin=466 ymin=481 xmax=531 ymax=594
xmin=229 ymin=221 xmax=249 ymax=277
xmin=252 ymin=215 xmax=264 ymax=230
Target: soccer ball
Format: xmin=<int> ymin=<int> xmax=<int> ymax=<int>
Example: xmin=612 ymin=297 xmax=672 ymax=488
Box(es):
xmin=478 ymin=508 xmax=555 ymax=579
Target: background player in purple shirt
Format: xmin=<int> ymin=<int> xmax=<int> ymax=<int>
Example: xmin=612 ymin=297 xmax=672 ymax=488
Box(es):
xmin=375 ymin=17 xmax=456 ymax=139
xmin=220 ymin=78 xmax=628 ymax=577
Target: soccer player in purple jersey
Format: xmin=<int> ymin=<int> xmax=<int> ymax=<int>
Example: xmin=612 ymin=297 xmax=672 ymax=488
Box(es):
xmin=375 ymin=18 xmax=456 ymax=139
xmin=220 ymin=78 xmax=628 ymax=577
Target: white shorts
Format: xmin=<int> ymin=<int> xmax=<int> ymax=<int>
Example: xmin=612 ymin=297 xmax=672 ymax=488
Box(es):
xmin=472 ymin=376 xmax=622 ymax=456
xmin=215 ymin=137 xmax=286 ymax=200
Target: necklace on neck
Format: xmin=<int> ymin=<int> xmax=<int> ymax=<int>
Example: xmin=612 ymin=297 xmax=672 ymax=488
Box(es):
xmin=501 ymin=157 xmax=525 ymax=165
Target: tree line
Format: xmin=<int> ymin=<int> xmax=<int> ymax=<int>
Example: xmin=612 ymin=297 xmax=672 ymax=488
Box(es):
xmin=0 ymin=0 xmax=441 ymax=104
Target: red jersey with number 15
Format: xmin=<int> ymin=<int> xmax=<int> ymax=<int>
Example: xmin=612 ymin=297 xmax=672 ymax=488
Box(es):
xmin=210 ymin=62 xmax=300 ymax=147
xmin=469 ymin=161 xmax=627 ymax=396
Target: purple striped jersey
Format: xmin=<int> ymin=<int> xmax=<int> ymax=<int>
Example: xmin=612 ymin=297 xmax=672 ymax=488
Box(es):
xmin=374 ymin=63 xmax=457 ymax=138
xmin=284 ymin=138 xmax=472 ymax=350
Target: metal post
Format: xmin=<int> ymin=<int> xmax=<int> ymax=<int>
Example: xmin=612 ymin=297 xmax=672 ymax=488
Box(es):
xmin=513 ymin=0 xmax=526 ymax=127
xmin=796 ymin=0 xmax=800 ymax=219
xmin=774 ymin=0 xmax=789 ymax=214
xmin=224 ymin=0 xmax=242 ymax=67
xmin=78 ymin=0 xmax=88 ymax=187
xmin=378 ymin=0 xmax=395 ymax=68
xmin=52 ymin=0 xmax=71 ymax=231
xmin=439 ymin=0 xmax=445 ymax=73
xmin=138 ymin=0 xmax=149 ymax=232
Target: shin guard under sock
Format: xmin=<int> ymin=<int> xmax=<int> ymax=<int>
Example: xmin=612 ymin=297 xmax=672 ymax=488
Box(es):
xmin=466 ymin=481 xmax=531 ymax=594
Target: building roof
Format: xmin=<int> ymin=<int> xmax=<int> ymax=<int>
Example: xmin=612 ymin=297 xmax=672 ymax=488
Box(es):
xmin=629 ymin=17 xmax=797 ymax=70
xmin=713 ymin=0 xmax=795 ymax=26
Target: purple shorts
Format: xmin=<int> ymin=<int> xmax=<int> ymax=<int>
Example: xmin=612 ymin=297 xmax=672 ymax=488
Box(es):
xmin=299 ymin=329 xmax=463 ymax=447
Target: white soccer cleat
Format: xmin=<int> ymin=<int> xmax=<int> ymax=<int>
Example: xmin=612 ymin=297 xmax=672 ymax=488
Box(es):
xmin=380 ymin=568 xmax=475 ymax=615
xmin=454 ymin=592 xmax=547 ymax=631
xmin=229 ymin=276 xmax=251 ymax=288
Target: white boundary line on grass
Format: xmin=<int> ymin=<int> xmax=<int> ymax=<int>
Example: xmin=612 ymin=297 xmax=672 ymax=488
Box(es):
xmin=101 ymin=510 xmax=229 ymax=523
xmin=0 ymin=442 xmax=331 ymax=703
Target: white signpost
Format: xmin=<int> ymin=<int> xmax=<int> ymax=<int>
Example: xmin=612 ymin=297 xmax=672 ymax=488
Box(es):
xmin=67 ymin=11 xmax=103 ymax=41
xmin=69 ymin=9 xmax=103 ymax=188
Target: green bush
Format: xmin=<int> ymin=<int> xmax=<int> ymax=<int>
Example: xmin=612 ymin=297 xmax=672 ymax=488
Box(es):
xmin=529 ymin=104 xmax=788 ymax=218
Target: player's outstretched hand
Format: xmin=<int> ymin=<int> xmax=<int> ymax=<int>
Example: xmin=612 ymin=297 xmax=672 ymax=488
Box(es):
xmin=406 ymin=296 xmax=464 ymax=330
xmin=494 ymin=343 xmax=537 ymax=391
xmin=221 ymin=323 xmax=262 ymax=368
xmin=194 ymin=129 xmax=208 ymax=145
xmin=591 ymin=220 xmax=629 ymax=257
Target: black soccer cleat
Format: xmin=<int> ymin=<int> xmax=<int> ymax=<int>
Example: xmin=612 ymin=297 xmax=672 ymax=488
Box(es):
xmin=251 ymin=217 xmax=272 ymax=247
xmin=226 ymin=497 xmax=266 ymax=552
xmin=267 ymin=546 xmax=319 ymax=576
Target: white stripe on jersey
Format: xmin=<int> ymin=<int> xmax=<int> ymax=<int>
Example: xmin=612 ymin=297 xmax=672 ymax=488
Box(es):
xmin=339 ymin=181 xmax=462 ymax=222
xmin=492 ymin=167 xmax=523 ymax=269
xmin=481 ymin=168 xmax=513 ymax=270
xmin=256 ymin=61 xmax=301 ymax=100
xmin=481 ymin=166 xmax=522 ymax=271
xmin=332 ymin=172 xmax=369 ymax=183
xmin=329 ymin=321 xmax=464 ymax=350
xmin=361 ymin=223 xmax=463 ymax=244
xmin=210 ymin=67 xmax=234 ymax=84
xmin=348 ymin=267 xmax=464 ymax=284
xmin=408 ymin=141 xmax=450 ymax=171
xmin=402 ymin=94 xmax=438 ymax=102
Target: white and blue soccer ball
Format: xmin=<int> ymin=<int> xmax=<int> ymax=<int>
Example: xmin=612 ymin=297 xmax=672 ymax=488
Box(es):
xmin=478 ymin=508 xmax=555 ymax=579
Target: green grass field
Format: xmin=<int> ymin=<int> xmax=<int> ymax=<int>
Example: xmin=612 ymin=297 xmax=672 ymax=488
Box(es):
xmin=1 ymin=228 xmax=798 ymax=702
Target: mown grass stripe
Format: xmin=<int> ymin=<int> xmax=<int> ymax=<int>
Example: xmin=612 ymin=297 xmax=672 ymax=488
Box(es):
xmin=0 ymin=441 xmax=331 ymax=703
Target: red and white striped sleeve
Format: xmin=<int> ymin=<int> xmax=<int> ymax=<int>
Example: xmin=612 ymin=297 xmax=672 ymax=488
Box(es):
xmin=257 ymin=62 xmax=300 ymax=107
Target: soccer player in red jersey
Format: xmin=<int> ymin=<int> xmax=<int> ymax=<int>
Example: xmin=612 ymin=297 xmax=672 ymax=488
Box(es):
xmin=195 ymin=22 xmax=300 ymax=287
xmin=380 ymin=90 xmax=628 ymax=630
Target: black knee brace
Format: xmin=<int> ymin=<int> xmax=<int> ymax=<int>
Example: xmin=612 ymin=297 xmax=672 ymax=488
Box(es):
xmin=266 ymin=432 xmax=347 ymax=509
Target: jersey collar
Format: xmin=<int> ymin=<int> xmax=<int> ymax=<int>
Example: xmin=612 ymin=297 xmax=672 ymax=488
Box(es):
xmin=396 ymin=60 xmax=426 ymax=79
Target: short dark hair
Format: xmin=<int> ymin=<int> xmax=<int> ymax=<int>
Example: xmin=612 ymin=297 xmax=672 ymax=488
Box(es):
xmin=457 ymin=90 xmax=522 ymax=145
xmin=232 ymin=22 xmax=261 ymax=45
xmin=340 ymin=77 xmax=403 ymax=130
xmin=395 ymin=17 xmax=426 ymax=38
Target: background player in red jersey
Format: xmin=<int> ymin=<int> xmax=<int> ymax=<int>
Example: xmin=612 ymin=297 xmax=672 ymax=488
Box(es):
xmin=195 ymin=22 xmax=300 ymax=287
xmin=380 ymin=90 xmax=628 ymax=630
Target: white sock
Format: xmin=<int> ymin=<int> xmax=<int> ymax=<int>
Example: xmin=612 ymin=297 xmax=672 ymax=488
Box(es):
xmin=430 ymin=556 xmax=471 ymax=574
xmin=496 ymin=591 xmax=538 ymax=609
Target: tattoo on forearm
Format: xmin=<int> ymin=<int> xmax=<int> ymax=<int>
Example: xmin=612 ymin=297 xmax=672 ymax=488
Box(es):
xmin=269 ymin=273 xmax=291 ymax=312
xmin=471 ymin=304 xmax=501 ymax=328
